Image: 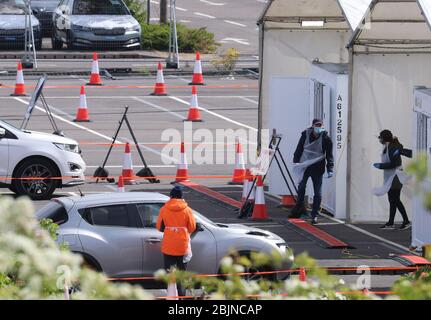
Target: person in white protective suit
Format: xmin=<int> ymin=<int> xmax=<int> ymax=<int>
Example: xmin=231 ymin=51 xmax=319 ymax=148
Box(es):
xmin=372 ymin=130 xmax=411 ymax=231
xmin=289 ymin=119 xmax=334 ymax=224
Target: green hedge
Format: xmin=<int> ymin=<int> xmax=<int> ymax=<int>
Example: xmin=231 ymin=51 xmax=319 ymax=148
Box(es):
xmin=125 ymin=0 xmax=218 ymax=53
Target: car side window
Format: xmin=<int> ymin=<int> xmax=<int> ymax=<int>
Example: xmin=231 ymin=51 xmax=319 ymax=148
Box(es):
xmin=86 ymin=204 xmax=130 ymax=228
xmin=135 ymin=203 xmax=164 ymax=228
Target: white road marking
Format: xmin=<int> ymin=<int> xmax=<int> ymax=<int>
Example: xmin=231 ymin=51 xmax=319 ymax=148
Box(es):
xmin=224 ymin=20 xmax=247 ymax=27
xmin=105 ymin=185 xmax=118 ymax=191
xmin=169 ymin=96 xmax=257 ymax=131
xmin=70 ymin=75 xmax=87 ymax=83
xmin=150 ymin=0 xmax=187 ymax=11
xmin=132 ymin=96 xmax=186 ymax=120
xmin=14 ymin=97 xmax=118 ymax=142
xmin=68 ymin=192 xmax=78 ymax=196
xmin=194 ymin=12 xmax=216 ymax=19
xmin=200 ymin=0 xmax=225 ymax=5
xmin=179 ymin=20 xmax=191 ymax=23
xmin=240 ymin=96 xmax=258 ymax=105
xmin=175 ymin=6 xmax=187 ymax=11
xmin=220 ymin=37 xmax=250 ymax=46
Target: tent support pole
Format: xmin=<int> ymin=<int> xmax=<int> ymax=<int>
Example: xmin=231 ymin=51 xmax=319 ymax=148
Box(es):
xmin=346 ymin=46 xmax=354 ymax=224
xmin=257 ymin=20 xmax=265 ymax=151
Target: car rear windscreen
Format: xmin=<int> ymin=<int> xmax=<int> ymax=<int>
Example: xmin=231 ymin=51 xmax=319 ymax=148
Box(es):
xmin=36 ymin=201 xmax=68 ymax=225
xmin=73 ymin=0 xmax=129 ymax=15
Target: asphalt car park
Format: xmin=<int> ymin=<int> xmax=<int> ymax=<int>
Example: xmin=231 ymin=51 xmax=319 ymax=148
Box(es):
xmin=0 ymin=72 xmax=415 ymax=290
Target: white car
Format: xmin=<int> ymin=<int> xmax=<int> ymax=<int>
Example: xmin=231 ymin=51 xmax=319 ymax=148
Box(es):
xmin=0 ymin=119 xmax=86 ymax=200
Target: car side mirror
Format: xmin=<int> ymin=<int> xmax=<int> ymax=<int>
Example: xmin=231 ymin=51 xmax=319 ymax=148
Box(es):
xmin=196 ymin=222 xmax=204 ymax=232
xmin=0 ymin=128 xmax=6 ymax=139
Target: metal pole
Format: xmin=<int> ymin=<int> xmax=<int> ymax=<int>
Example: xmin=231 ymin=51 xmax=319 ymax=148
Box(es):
xmin=345 ymin=46 xmax=354 ymax=224
xmin=147 ymin=0 xmax=150 ymax=24
xmin=166 ymin=0 xmax=179 ymax=69
xmin=160 ymin=0 xmax=168 ymax=24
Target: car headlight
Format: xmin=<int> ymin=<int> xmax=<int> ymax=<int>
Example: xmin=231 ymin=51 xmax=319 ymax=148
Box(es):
xmin=54 ymin=143 xmax=80 ymax=154
xmin=72 ymin=24 xmax=92 ymax=32
xmin=126 ymin=25 xmax=140 ymax=32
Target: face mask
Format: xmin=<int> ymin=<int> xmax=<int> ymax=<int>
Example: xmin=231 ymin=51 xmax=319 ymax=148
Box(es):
xmin=314 ymin=127 xmax=324 ymax=135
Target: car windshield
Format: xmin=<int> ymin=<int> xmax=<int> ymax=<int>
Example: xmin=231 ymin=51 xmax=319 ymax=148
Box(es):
xmin=36 ymin=201 xmax=69 ymax=225
xmin=72 ymin=0 xmax=129 ymax=15
xmin=0 ymin=0 xmax=26 ymax=14
xmin=192 ymin=210 xmax=218 ymax=228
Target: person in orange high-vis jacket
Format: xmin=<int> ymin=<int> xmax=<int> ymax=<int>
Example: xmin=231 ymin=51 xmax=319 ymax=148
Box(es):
xmin=156 ymin=186 xmax=196 ymax=297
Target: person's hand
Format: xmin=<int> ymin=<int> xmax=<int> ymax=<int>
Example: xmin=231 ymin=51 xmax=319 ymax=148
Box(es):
xmin=327 ymin=172 xmax=333 ymax=178
xmin=373 ymin=163 xmax=382 ymax=169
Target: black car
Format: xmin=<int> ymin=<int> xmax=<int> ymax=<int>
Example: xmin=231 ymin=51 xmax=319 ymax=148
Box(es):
xmin=0 ymin=0 xmax=42 ymax=50
xmin=31 ymin=0 xmax=60 ymax=36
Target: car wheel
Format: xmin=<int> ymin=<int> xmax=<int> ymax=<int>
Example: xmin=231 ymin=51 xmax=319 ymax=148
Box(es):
xmin=66 ymin=33 xmax=75 ymax=50
xmin=51 ymin=34 xmax=63 ymax=50
xmin=12 ymin=158 xmax=59 ymax=200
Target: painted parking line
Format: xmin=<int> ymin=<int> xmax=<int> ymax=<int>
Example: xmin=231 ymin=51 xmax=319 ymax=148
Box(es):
xmin=132 ymin=96 xmax=186 ymax=120
xmin=12 ymin=97 xmax=175 ymax=163
xmin=240 ymin=96 xmax=258 ymax=105
xmin=224 ymin=20 xmax=247 ymax=27
xmin=200 ymin=0 xmax=225 ymax=5
xmin=169 ymin=96 xmax=257 ymax=131
xmin=194 ymin=12 xmax=216 ymax=19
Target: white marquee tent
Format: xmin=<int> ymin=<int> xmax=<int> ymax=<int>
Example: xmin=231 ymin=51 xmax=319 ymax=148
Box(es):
xmin=258 ymin=0 xmax=431 ymax=228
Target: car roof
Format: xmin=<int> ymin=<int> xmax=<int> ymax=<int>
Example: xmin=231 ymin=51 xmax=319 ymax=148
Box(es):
xmin=56 ymin=192 xmax=170 ymax=208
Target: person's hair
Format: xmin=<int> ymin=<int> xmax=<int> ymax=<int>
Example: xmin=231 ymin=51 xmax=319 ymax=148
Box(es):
xmin=379 ymin=130 xmax=403 ymax=147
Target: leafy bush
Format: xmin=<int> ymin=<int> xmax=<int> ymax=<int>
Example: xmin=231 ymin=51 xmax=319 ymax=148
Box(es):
xmin=125 ymin=0 xmax=218 ymax=53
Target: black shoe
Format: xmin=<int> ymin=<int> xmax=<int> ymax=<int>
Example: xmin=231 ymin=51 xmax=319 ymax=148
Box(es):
xmin=289 ymin=205 xmax=306 ymax=219
xmin=311 ymin=217 xmax=318 ymax=225
xmin=380 ymin=223 xmax=395 ymax=230
xmin=398 ymin=222 xmax=411 ymax=230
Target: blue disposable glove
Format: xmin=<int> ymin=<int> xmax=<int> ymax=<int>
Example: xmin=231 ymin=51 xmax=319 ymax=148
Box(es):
xmin=393 ymin=149 xmax=400 ymax=157
xmin=327 ymin=171 xmax=334 ymax=178
xmin=373 ymin=163 xmax=382 ymax=169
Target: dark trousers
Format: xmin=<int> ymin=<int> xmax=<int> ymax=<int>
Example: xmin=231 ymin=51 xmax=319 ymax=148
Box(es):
xmin=295 ymin=168 xmax=323 ymax=218
xmin=387 ymin=177 xmax=409 ymax=225
xmin=164 ymin=254 xmax=188 ymax=297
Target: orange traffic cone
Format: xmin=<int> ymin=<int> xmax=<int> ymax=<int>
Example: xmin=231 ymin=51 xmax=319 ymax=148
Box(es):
xmin=251 ymin=175 xmax=269 ymax=220
xmin=166 ymin=280 xmax=179 ymax=300
xmin=11 ymin=62 xmax=27 ymax=96
xmin=74 ymin=86 xmax=91 ymax=122
xmin=278 ymin=195 xmax=296 ymax=208
xmin=189 ymin=52 xmax=205 ymax=85
xmin=174 ymin=142 xmax=189 ymax=182
xmin=87 ymin=52 xmax=102 ymax=86
xmin=185 ymin=86 xmax=203 ymax=122
xmin=122 ymin=143 xmax=135 ymax=184
xmin=151 ymin=62 xmax=168 ymax=96
xmin=299 ymin=267 xmax=307 ymax=282
xmin=117 ymin=175 xmax=125 ymax=192
xmin=229 ymin=138 xmax=246 ymax=185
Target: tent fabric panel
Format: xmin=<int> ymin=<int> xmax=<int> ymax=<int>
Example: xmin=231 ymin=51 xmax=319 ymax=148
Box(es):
xmin=349 ymin=54 xmax=431 ymax=222
xmin=265 ymin=0 xmax=345 ymax=18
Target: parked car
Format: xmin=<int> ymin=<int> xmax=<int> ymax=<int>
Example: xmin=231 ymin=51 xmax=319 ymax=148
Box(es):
xmin=36 ymin=193 xmax=292 ymax=282
xmin=0 ymin=119 xmax=86 ymax=200
xmin=31 ymin=0 xmax=60 ymax=36
xmin=0 ymin=0 xmax=42 ymax=50
xmin=51 ymin=0 xmax=141 ymax=50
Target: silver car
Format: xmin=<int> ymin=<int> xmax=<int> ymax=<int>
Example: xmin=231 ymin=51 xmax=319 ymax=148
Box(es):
xmin=0 ymin=0 xmax=42 ymax=49
xmin=36 ymin=193 xmax=291 ymax=281
xmin=52 ymin=0 xmax=141 ymax=50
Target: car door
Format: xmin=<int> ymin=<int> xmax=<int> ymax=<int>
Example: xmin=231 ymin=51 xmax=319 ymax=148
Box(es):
xmin=132 ymin=203 xmax=218 ymax=276
xmin=77 ymin=203 xmax=143 ymax=278
xmin=132 ymin=202 xmax=165 ymax=276
xmin=0 ymin=126 xmax=9 ymax=183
